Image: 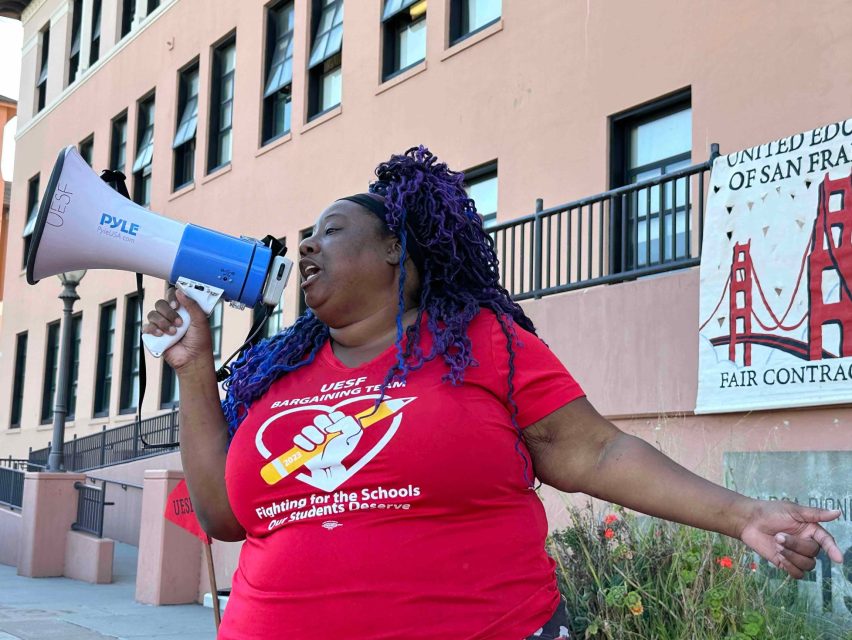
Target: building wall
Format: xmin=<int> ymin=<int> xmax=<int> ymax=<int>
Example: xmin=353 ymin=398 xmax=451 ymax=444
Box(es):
xmin=1 ymin=0 xmax=851 ymax=470
xmin=0 ymin=99 xmax=17 ymax=305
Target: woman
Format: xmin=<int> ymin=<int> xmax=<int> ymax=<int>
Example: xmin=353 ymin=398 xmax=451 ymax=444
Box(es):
xmin=144 ymin=147 xmax=842 ymax=640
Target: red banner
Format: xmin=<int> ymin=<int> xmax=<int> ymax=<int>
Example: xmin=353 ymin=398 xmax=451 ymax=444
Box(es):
xmin=164 ymin=479 xmax=208 ymax=543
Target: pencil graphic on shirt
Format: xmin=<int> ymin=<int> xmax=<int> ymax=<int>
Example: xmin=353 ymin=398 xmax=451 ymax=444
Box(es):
xmin=260 ymin=397 xmax=416 ymax=485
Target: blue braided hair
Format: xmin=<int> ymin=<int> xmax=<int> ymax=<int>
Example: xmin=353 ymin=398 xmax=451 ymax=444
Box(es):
xmin=221 ymin=146 xmax=538 ymax=485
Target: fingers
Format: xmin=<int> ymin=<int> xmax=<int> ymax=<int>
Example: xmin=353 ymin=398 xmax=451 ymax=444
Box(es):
xmin=325 ymin=411 xmax=361 ymax=436
xmin=142 ymin=297 xmax=184 ymax=337
xmin=811 ymin=526 xmax=844 ymax=564
xmin=800 ymin=506 xmax=842 ymax=524
xmin=293 ymin=424 xmax=326 ymax=451
xmin=774 ymin=533 xmax=817 ymax=578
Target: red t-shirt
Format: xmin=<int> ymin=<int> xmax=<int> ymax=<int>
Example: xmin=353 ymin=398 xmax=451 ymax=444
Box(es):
xmin=220 ymin=310 xmax=584 ymax=640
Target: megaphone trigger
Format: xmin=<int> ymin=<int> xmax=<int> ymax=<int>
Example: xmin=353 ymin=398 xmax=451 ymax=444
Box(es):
xmin=141 ymin=278 xmax=224 ymax=357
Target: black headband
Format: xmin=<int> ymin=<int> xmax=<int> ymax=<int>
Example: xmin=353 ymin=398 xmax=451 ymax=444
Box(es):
xmin=337 ymin=193 xmax=425 ymax=271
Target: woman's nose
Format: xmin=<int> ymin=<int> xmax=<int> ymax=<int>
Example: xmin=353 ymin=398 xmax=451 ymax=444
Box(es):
xmin=299 ymin=234 xmax=317 ymax=256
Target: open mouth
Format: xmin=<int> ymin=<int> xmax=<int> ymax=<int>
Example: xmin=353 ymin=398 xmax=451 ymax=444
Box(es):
xmin=301 ymin=264 xmax=321 ymax=288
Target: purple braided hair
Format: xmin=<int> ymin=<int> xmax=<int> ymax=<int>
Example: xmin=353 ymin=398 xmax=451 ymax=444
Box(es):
xmin=222 ymin=146 xmax=537 ymax=483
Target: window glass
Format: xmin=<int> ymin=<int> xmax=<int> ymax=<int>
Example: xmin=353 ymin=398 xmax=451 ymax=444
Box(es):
xmin=468 ymin=0 xmax=501 ymax=32
xmin=629 ymin=108 xmax=691 ymax=170
xmin=10 ymin=332 xmax=28 ymax=427
xmin=466 ymin=171 xmax=497 ymax=220
xmin=321 ymin=65 xmax=342 ymax=111
xmin=397 ymin=17 xmax=426 ymax=69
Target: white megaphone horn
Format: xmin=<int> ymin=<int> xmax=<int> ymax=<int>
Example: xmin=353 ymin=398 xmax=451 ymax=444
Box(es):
xmin=27 ymin=146 xmax=293 ymax=356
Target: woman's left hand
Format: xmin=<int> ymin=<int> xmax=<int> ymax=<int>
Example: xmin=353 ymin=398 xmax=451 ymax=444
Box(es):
xmin=739 ymin=499 xmax=843 ymax=578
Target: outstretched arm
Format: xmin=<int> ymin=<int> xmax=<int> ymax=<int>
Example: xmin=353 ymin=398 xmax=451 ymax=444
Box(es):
xmin=524 ymin=398 xmax=842 ymax=578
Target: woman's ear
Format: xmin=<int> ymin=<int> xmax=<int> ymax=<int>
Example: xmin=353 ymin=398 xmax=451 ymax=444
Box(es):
xmin=385 ymin=237 xmax=403 ymax=266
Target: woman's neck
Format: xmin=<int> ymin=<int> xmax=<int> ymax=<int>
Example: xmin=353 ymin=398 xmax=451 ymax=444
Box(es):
xmin=328 ymin=306 xmax=420 ymax=367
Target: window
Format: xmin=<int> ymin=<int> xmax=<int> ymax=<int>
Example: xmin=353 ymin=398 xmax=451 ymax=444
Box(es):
xmin=262 ymin=1 xmax=294 ymax=144
xmin=208 ymin=36 xmax=236 ymax=172
xmin=110 ymin=112 xmax=128 ymax=173
xmin=67 ymin=313 xmax=82 ymax=420
xmin=68 ymin=0 xmax=83 ymax=85
xmin=121 ymin=0 xmax=136 ymax=38
xmin=161 ymin=299 xmax=223 ymax=407
xmin=22 ymin=174 xmax=39 ymax=269
xmin=173 ymin=62 xmax=199 ymax=190
xmin=148 ymin=0 xmax=160 ymax=12
xmin=253 ymin=298 xmax=284 ymax=340
xmin=79 ymin=135 xmax=94 ymax=167
xmin=10 ymin=332 xmax=27 ymax=428
xmin=119 ymin=293 xmax=143 ymax=413
xmin=449 ymin=0 xmax=500 ymax=45
xmin=36 ymin=25 xmax=49 ymax=112
xmin=41 ymin=321 xmax=60 ymax=423
xmin=89 ymin=0 xmax=102 ymax=66
xmin=382 ymin=0 xmax=426 ymax=80
xmin=308 ymin=0 xmax=343 ymax=119
xmin=210 ymin=300 xmax=224 ymax=365
xmin=132 ymin=94 xmax=155 ymax=206
xmin=93 ymin=301 xmax=116 ymax=417
xmin=298 ymin=227 xmax=312 ymax=315
xmin=464 ymin=162 xmax=498 ymax=229
xmin=611 ymin=91 xmax=692 ymax=269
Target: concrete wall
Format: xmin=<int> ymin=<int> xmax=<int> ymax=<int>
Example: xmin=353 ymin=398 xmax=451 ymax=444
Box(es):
xmin=0 ymin=505 xmax=22 ymax=567
xmin=90 ymin=451 xmax=181 ymax=545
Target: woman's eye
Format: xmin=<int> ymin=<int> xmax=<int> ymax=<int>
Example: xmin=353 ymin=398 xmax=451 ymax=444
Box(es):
xmin=325 ymin=227 xmax=339 ymax=235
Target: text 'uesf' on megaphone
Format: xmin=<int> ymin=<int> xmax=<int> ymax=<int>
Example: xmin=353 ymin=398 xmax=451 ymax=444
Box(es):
xmin=26 ymin=145 xmax=294 ymax=357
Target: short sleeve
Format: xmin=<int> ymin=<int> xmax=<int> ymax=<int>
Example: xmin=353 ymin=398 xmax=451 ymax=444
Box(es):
xmin=487 ymin=312 xmax=585 ymax=428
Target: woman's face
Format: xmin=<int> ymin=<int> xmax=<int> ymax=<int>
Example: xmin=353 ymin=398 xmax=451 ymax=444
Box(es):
xmin=298 ymin=200 xmax=403 ymax=326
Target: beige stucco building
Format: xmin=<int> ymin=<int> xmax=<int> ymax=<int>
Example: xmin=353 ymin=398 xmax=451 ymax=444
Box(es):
xmin=1 ymin=0 xmax=851 ymax=536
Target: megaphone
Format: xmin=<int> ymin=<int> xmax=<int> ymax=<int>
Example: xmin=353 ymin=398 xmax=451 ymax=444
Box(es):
xmin=27 ymin=146 xmax=293 ymax=356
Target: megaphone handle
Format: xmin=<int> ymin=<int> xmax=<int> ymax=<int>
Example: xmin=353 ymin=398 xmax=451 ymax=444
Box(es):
xmin=141 ymin=305 xmax=192 ymax=357
xmin=141 ymin=279 xmax=223 ymax=358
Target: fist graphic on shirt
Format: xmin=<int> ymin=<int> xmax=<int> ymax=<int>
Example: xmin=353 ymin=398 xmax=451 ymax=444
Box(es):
xmin=293 ymin=411 xmax=363 ymax=487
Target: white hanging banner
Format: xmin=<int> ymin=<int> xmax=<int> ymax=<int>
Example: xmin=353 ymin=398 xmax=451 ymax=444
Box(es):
xmin=696 ymin=118 xmax=852 ymax=414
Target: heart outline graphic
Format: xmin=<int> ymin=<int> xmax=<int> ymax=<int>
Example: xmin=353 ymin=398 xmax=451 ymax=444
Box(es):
xmin=255 ymin=394 xmax=407 ymax=493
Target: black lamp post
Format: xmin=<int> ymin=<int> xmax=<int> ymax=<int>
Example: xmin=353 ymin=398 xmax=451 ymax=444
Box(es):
xmin=46 ymin=269 xmax=86 ymax=472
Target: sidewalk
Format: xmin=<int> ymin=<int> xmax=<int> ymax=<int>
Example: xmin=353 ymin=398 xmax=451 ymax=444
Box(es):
xmin=0 ymin=543 xmax=217 ymax=640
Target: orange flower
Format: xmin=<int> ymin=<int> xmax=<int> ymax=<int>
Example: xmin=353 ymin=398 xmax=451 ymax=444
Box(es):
xmin=604 ymin=514 xmax=618 ymax=525
xmin=716 ymin=556 xmax=733 ymax=569
xmin=604 ymin=528 xmax=615 ymax=539
xmin=629 ymin=601 xmax=644 ymax=616
xmin=749 ymin=562 xmax=758 ymax=572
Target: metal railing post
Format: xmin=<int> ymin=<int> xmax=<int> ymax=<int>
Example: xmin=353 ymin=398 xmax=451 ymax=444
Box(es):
xmin=71 ymin=434 xmax=78 ymax=471
xmin=100 ymin=425 xmax=107 ymax=467
xmin=533 ymin=198 xmax=543 ymax=299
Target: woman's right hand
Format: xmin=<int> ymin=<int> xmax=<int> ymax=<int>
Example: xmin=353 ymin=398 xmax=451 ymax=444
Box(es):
xmin=142 ymin=286 xmax=214 ymax=373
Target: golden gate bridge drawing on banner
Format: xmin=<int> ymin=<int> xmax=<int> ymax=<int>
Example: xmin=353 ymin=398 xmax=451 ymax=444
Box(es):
xmin=700 ymin=171 xmax=852 ymax=367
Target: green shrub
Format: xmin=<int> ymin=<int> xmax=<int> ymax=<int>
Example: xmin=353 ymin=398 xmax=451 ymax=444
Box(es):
xmin=547 ymin=505 xmax=848 ymax=639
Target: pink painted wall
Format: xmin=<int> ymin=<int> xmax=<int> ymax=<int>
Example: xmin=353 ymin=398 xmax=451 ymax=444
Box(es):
xmin=64 ymin=529 xmax=113 ymax=584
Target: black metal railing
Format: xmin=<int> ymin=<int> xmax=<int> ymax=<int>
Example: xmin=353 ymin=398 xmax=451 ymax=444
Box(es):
xmin=0 ymin=466 xmax=25 ymax=510
xmin=72 ymin=481 xmax=113 ymax=537
xmin=491 ymin=147 xmax=718 ymax=301
xmin=29 ymin=409 xmax=179 ymax=472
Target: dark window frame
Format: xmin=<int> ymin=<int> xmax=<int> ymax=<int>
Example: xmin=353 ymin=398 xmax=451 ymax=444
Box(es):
xmin=66 ymin=312 xmax=83 ymax=420
xmin=464 ymin=160 xmax=498 ymax=228
xmin=89 ymin=0 xmax=102 ymax=66
xmin=609 ymin=88 xmax=692 ymax=272
xmin=132 ymin=92 xmax=156 ymax=207
xmin=79 ymin=134 xmax=94 ymax=167
xmin=36 ymin=25 xmax=49 ymax=112
xmin=449 ymin=0 xmax=501 ymax=46
xmin=10 ymin=332 xmax=28 ymax=428
xmin=173 ymin=60 xmax=199 ymax=190
xmin=110 ymin=111 xmax=128 ymax=174
xmin=119 ymin=292 xmax=143 ymax=414
xmin=68 ymin=0 xmax=83 ymax=85
xmin=208 ymin=33 xmax=237 ymax=173
xmin=307 ymin=0 xmax=343 ymax=120
xmin=121 ymin=0 xmax=136 ymax=38
xmin=93 ymin=300 xmax=116 ymax=418
xmin=382 ymin=0 xmax=426 ymax=81
xmin=262 ymin=1 xmax=295 ymax=145
xmin=41 ymin=320 xmax=60 ymax=424
xmin=23 ymin=173 xmax=40 ymax=269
